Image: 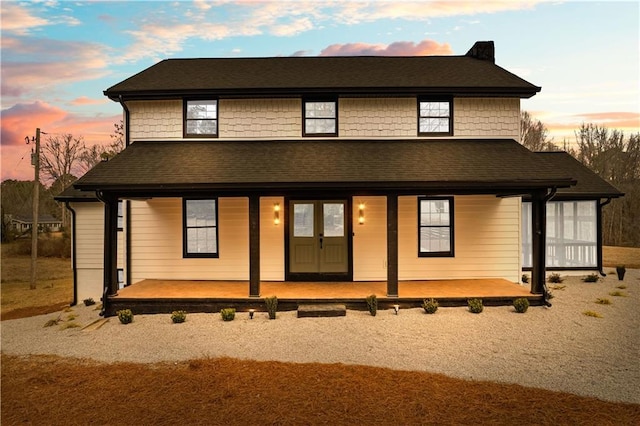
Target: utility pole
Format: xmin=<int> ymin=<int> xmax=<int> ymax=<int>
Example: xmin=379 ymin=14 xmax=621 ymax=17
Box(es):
xmin=28 ymin=128 xmax=41 ymax=290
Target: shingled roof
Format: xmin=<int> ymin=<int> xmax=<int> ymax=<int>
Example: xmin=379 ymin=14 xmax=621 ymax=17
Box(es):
xmin=104 ymin=49 xmax=540 ymax=100
xmin=73 ymin=139 xmax=574 ymax=196
xmin=533 ymin=152 xmax=623 ymax=199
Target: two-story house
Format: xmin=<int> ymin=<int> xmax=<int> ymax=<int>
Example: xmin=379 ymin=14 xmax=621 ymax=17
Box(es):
xmin=58 ymin=41 xmax=622 ymax=316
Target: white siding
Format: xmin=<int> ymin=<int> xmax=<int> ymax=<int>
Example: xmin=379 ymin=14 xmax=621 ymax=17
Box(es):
xmin=129 ymin=198 xmax=249 ymax=282
xmin=260 ymin=197 xmax=285 ymax=280
xmin=219 ymin=99 xmax=301 ymax=138
xmin=352 ymin=196 xmax=387 ymax=281
xmin=398 ymin=195 xmax=521 ymax=282
xmin=340 ymin=98 xmax=416 ymax=137
xmin=454 ymin=98 xmax=520 ymax=139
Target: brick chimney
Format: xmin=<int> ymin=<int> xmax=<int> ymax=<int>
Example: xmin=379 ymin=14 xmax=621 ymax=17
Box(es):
xmin=465 ymin=41 xmax=495 ymax=63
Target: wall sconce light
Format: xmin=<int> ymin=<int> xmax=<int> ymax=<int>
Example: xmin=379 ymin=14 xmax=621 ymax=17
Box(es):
xmin=249 ymin=309 xmax=255 ymax=319
xmin=358 ymin=202 xmax=365 ymax=225
xmin=393 ymin=304 xmax=400 ymax=315
xmin=274 ymin=203 xmax=280 ymax=225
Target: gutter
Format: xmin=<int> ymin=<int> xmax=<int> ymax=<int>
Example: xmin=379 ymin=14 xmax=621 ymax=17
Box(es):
xmin=64 ymin=202 xmax=78 ymax=307
xmin=118 ymin=95 xmax=131 ymax=147
xmin=597 ymin=197 xmax=613 ymax=277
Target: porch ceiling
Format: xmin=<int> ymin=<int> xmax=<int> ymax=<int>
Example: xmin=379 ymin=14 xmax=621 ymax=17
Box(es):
xmin=73 ymin=139 xmax=575 ymax=195
xmin=112 ymin=279 xmax=533 ymax=300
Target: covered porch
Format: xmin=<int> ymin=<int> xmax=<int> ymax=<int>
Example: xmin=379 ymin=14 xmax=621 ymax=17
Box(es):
xmin=106 ymin=278 xmax=543 ymax=316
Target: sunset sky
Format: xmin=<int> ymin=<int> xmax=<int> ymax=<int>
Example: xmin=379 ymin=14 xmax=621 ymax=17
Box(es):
xmin=1 ymin=0 xmax=639 ymax=182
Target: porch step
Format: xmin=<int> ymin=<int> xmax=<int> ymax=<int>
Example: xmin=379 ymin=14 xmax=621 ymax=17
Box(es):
xmin=297 ymin=304 xmax=346 ymax=318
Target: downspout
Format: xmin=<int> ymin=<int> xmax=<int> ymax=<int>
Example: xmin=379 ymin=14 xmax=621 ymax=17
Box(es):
xmin=541 ymin=187 xmax=558 ymax=307
xmin=64 ymin=202 xmax=78 ymax=307
xmin=597 ymin=197 xmax=612 ymax=277
xmin=118 ymin=95 xmax=131 ymax=147
xmin=95 ymin=190 xmax=112 ymax=317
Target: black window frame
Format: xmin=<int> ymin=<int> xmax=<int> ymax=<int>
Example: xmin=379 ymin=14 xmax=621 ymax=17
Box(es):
xmin=184 ymin=99 xmax=219 ymax=138
xmin=303 ymin=98 xmax=338 ymax=137
xmin=418 ymin=196 xmax=455 ymax=257
xmin=182 ymin=198 xmax=219 ymax=258
xmin=417 ymin=98 xmax=453 ymax=136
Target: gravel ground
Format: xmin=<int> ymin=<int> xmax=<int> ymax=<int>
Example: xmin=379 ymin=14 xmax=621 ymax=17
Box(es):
xmin=2 ymin=269 xmax=638 ymax=404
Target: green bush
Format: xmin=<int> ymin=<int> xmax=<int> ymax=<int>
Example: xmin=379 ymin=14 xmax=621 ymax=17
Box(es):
xmin=171 ymin=310 xmax=187 ymax=323
xmin=521 ymin=274 xmax=529 ymax=284
xmin=467 ymin=299 xmax=483 ymax=314
xmin=117 ymin=309 xmax=133 ymax=324
xmin=422 ymin=298 xmax=438 ymax=314
xmin=220 ymin=308 xmax=236 ymax=321
xmin=547 ymin=273 xmax=563 ymax=283
xmin=265 ymin=296 xmax=278 ymax=319
xmin=83 ymin=298 xmax=96 ymax=306
xmin=513 ymin=298 xmax=529 ymax=313
xmin=365 ymin=294 xmax=377 ymax=316
xmin=582 ymin=274 xmax=599 ymax=283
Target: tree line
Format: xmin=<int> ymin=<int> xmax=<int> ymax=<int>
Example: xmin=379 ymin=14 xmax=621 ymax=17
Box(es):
xmin=521 ymin=112 xmax=639 ymax=247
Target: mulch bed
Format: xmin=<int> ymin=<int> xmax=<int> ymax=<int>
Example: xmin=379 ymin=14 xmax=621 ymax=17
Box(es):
xmin=2 ymin=354 xmax=638 ymax=425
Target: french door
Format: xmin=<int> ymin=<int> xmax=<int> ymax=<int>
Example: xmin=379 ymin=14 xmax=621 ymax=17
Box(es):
xmin=287 ymin=199 xmax=351 ymax=281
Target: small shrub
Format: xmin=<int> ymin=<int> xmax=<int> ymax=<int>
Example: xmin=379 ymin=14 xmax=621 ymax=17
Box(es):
xmin=83 ymin=298 xmax=96 ymax=306
xmin=365 ymin=294 xmax=377 ymax=316
xmin=171 ymin=310 xmax=187 ymax=323
xmin=547 ymin=273 xmax=563 ymax=283
xmin=422 ymin=298 xmax=438 ymax=314
xmin=60 ymin=322 xmax=81 ymax=330
xmin=609 ymin=290 xmax=628 ymax=297
xmin=595 ymin=298 xmax=612 ymax=305
xmin=616 ymin=265 xmax=626 ymax=281
xmin=582 ymin=274 xmax=599 ymax=283
xmin=265 ymin=296 xmax=278 ymax=320
xmin=513 ymin=298 xmax=529 ymax=313
xmin=616 ymin=284 xmax=627 ymax=289
xmin=521 ymin=274 xmax=529 ymax=284
xmin=63 ymin=307 xmax=74 ymax=313
xmin=549 ymin=284 xmax=566 ymax=291
xmin=220 ymin=308 xmax=236 ymax=321
xmin=467 ymin=298 xmax=483 ymax=314
xmin=44 ymin=315 xmax=62 ymax=327
xmin=66 ymin=314 xmax=77 ymax=321
xmin=583 ymin=310 xmax=603 ymax=318
xmin=117 ymin=309 xmax=134 ymax=324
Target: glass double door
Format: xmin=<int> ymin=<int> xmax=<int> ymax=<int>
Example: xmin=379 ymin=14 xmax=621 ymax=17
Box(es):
xmin=288 ymin=200 xmax=349 ymax=279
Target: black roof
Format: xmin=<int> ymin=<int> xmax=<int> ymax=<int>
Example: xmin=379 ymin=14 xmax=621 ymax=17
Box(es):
xmin=55 ymin=186 xmax=98 ymax=202
xmin=104 ymin=55 xmax=541 ymax=100
xmin=73 ymin=139 xmax=574 ymax=196
xmin=533 ymin=152 xmax=623 ymax=199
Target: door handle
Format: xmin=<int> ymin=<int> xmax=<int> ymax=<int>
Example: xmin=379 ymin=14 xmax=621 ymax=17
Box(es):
xmin=319 ymin=236 xmax=323 ymax=249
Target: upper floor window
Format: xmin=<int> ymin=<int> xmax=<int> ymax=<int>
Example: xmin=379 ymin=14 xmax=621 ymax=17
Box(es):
xmin=183 ymin=198 xmax=218 ymax=258
xmin=304 ymin=100 xmax=337 ymax=136
xmin=418 ymin=197 xmax=454 ymax=257
xmin=418 ymin=99 xmax=452 ymax=136
xmin=185 ymin=100 xmax=218 ymax=137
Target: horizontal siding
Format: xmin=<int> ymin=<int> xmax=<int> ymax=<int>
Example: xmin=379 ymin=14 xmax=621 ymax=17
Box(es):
xmin=353 ymin=196 xmax=387 ymax=281
xmin=72 ymin=202 xmax=104 ymax=269
xmin=130 ymin=198 xmax=249 ymax=281
xmin=398 ymin=195 xmax=521 ymax=282
xmin=260 ymin=197 xmax=285 ymax=280
xmin=77 ymin=269 xmax=103 ymax=302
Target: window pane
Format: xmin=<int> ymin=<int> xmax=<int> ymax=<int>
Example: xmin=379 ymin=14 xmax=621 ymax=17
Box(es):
xmin=186 ymin=200 xmax=216 ymax=224
xmin=420 ymin=228 xmax=450 ymax=253
xmin=323 ymin=203 xmax=344 ymax=237
xmin=187 ymin=119 xmax=217 ymax=135
xmin=420 ymin=101 xmax=449 ymax=117
xmin=305 ymin=118 xmax=336 ymax=134
xmin=187 ymin=101 xmax=217 ymax=119
xmin=187 ymin=228 xmax=217 ymax=254
xmin=294 ymin=204 xmax=314 ymax=237
xmin=419 ymin=117 xmax=449 ymax=133
xmin=420 ymin=200 xmax=450 ymax=226
xmin=117 ymin=201 xmax=123 ymax=229
xmin=305 ymin=102 xmax=335 ymax=118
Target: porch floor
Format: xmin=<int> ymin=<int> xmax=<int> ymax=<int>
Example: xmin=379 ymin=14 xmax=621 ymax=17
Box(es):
xmin=114 ymin=278 xmax=533 ymax=299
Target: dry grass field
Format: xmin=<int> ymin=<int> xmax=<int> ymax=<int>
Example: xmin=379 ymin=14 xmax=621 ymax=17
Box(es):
xmin=2 ymin=244 xmax=639 ymax=424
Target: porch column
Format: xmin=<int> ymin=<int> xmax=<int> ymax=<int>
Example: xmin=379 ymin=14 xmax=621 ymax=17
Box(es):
xmin=530 ymin=190 xmax=547 ymax=294
xmin=387 ymin=194 xmax=399 ymax=297
xmin=248 ymin=194 xmax=261 ymax=297
xmin=102 ymin=193 xmax=119 ymax=297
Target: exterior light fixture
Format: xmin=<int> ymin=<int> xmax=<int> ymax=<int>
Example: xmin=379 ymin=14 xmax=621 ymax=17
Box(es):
xmin=249 ymin=309 xmax=255 ymax=319
xmin=393 ymin=304 xmax=399 ymax=315
xmin=274 ymin=203 xmax=280 ymax=225
xmin=358 ymin=202 xmax=365 ymax=225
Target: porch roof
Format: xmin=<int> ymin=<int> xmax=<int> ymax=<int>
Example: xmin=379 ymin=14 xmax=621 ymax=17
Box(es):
xmin=73 ymin=138 xmax=576 ymax=195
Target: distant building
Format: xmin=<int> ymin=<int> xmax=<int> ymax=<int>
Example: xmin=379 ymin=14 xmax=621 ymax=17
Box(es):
xmin=7 ymin=214 xmax=63 ymax=234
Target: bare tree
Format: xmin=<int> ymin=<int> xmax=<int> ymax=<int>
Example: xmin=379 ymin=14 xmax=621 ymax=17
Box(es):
xmin=520 ymin=111 xmax=558 ymax=151
xmin=78 ymin=120 xmax=125 ymax=173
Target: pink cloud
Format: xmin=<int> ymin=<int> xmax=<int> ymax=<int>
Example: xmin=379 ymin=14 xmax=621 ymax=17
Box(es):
xmin=320 ymin=39 xmax=453 ymax=56
xmin=71 ymin=97 xmax=109 ymax=106
xmin=0 ymin=2 xmax=49 ymax=35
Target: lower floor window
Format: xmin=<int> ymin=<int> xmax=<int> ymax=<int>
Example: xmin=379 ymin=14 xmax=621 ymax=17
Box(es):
xmin=419 ymin=197 xmax=454 ymax=257
xmin=183 ymin=199 xmax=218 ymax=257
xmin=522 ymin=200 xmax=597 ymax=268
